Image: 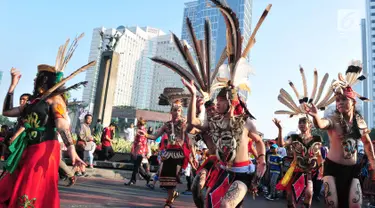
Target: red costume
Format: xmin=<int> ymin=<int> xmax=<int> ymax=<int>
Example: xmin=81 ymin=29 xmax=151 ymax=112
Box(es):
xmin=0 ymin=34 xmax=92 ymax=208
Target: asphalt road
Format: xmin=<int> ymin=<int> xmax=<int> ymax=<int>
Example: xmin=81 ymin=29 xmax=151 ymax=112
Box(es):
xmin=59 ymin=177 xmax=325 ymax=208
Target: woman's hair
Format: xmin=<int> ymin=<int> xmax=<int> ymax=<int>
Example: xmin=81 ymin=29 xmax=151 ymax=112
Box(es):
xmin=33 ymin=71 xmax=58 ymax=96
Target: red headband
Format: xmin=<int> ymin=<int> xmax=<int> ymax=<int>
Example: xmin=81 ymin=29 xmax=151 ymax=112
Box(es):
xmin=342 ymin=86 xmax=356 ymax=100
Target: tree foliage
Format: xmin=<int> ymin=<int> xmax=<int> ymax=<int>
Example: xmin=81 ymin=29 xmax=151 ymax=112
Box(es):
xmin=311 ymin=127 xmax=330 ymax=147
xmin=0 ymin=114 xmax=15 ymax=127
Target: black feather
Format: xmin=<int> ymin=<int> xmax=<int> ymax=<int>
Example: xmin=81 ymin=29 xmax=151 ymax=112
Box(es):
xmin=358 ymin=75 xmax=366 ymax=81
xmin=171 ymin=33 xmax=204 ymax=89
xmin=359 ymin=96 xmax=370 ymax=101
xmin=204 ymin=18 xmax=211 ymax=92
xmin=346 ymin=65 xmax=361 ymax=74
xmin=186 ymin=17 xmax=205 ymax=86
xmin=210 ymin=0 xmax=241 ymax=61
xmin=150 ymin=57 xmax=201 ymax=90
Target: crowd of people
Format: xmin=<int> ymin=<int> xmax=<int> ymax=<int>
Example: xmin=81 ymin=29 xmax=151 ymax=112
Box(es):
xmin=0 ymin=1 xmax=375 ymax=208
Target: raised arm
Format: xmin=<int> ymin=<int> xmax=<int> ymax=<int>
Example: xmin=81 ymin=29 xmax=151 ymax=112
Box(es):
xmin=3 ymin=68 xmax=23 ymax=117
xmin=272 ymin=118 xmax=285 ymax=147
xmin=304 ymin=103 xmax=331 ymax=130
xmin=182 ymin=79 xmax=206 ymax=130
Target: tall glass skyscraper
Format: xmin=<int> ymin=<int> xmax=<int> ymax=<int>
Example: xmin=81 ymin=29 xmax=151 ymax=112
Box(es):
xmin=181 ymin=0 xmax=253 ymax=68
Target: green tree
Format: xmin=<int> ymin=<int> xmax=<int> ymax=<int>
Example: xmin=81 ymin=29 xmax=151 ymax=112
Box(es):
xmin=0 ymin=115 xmax=15 ymax=126
xmin=311 ymin=127 xmax=330 ymax=147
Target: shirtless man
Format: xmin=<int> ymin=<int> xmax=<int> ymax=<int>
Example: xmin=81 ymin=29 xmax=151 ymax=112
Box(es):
xmin=183 ymin=79 xmax=266 ymax=207
xmin=144 ymin=99 xmax=190 ymax=208
xmin=188 ymin=98 xmax=218 ymax=207
xmin=274 ymin=117 xmax=323 ymax=208
xmin=305 ymin=64 xmax=375 ymax=208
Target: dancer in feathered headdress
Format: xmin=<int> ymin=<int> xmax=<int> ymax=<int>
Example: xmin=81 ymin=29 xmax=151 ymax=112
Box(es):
xmin=152 ymin=0 xmax=272 ymax=207
xmin=304 ymin=61 xmax=375 ymax=208
xmin=0 ymin=33 xmax=95 ymax=207
xmin=273 ymin=67 xmax=330 ymax=207
xmin=140 ymin=87 xmax=191 ymax=207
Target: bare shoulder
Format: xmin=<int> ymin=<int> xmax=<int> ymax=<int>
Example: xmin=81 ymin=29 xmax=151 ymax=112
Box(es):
xmin=47 ymin=95 xmax=67 ymax=113
xmin=244 ymin=117 xmax=257 ymax=132
xmin=46 ymin=95 xmax=64 ymax=105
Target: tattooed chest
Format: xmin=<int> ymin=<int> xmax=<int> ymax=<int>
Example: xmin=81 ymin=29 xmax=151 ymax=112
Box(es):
xmin=208 ymin=115 xmax=245 ymax=163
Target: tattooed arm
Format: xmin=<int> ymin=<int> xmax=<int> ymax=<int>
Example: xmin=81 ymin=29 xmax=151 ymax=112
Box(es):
xmin=49 ymin=96 xmax=85 ymax=166
xmin=246 ymin=118 xmax=266 ymax=176
xmin=305 ymin=104 xmax=332 ymax=130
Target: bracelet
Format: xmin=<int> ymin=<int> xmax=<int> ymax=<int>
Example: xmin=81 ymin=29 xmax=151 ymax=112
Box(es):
xmin=257 ymin=154 xmax=265 ymax=159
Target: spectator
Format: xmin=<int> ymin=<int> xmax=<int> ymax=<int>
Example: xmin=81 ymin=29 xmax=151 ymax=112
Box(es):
xmin=147 ymin=127 xmax=154 ymax=145
xmin=277 ymin=144 xmax=287 ymax=158
xmin=101 ymin=122 xmax=116 ymax=161
xmin=265 ymin=144 xmax=283 ymax=201
xmin=84 ymin=137 xmax=96 ymax=169
xmin=19 ymin=93 xmax=31 ymax=106
xmin=0 ymin=125 xmax=9 ymax=161
xmin=74 ymin=114 xmax=93 ymax=176
xmin=77 ymin=114 xmax=93 ymax=159
xmin=126 ymin=118 xmax=150 ymax=186
xmin=147 ymin=126 xmax=154 ymax=135
xmin=124 ymin=123 xmax=135 ymax=142
xmin=93 ymin=119 xmax=104 ymax=137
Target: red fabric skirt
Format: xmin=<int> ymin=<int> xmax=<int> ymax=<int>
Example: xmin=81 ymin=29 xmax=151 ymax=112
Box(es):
xmin=0 ymin=140 xmax=60 ymax=208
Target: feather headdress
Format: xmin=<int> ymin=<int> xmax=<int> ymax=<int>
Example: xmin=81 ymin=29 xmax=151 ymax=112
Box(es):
xmin=209 ymin=1 xmax=272 ymax=95
xmin=37 ymin=33 xmax=96 ymax=100
xmin=331 ymin=60 xmax=369 ymax=101
xmin=151 ymin=17 xmax=215 ymax=102
xmin=275 ymin=67 xmax=335 ymax=117
xmin=158 ymin=87 xmax=191 ymax=109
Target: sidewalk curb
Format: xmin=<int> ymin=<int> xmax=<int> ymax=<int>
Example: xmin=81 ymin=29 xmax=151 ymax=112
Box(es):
xmin=0 ymin=161 xmax=187 ymax=183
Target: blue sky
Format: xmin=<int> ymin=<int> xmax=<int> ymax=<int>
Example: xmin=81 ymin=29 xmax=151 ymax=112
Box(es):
xmin=0 ymin=0 xmax=365 ymax=138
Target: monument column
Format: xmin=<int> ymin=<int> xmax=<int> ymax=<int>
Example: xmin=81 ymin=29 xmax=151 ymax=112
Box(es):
xmin=93 ymin=51 xmax=119 ymax=126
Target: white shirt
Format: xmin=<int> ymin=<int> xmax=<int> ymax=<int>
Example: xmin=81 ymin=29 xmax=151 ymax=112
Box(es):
xmin=124 ymin=127 xmax=135 ymax=142
xmin=277 ymin=147 xmax=287 ymax=158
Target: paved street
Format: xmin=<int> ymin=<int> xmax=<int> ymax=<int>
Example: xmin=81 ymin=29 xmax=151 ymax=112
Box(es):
xmin=59 ymin=177 xmax=324 ymax=208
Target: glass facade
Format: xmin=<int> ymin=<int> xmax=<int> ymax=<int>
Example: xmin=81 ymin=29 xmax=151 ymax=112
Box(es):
xmin=181 ymin=0 xmax=253 ymax=68
xmin=181 ymin=0 xmax=253 ymax=101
